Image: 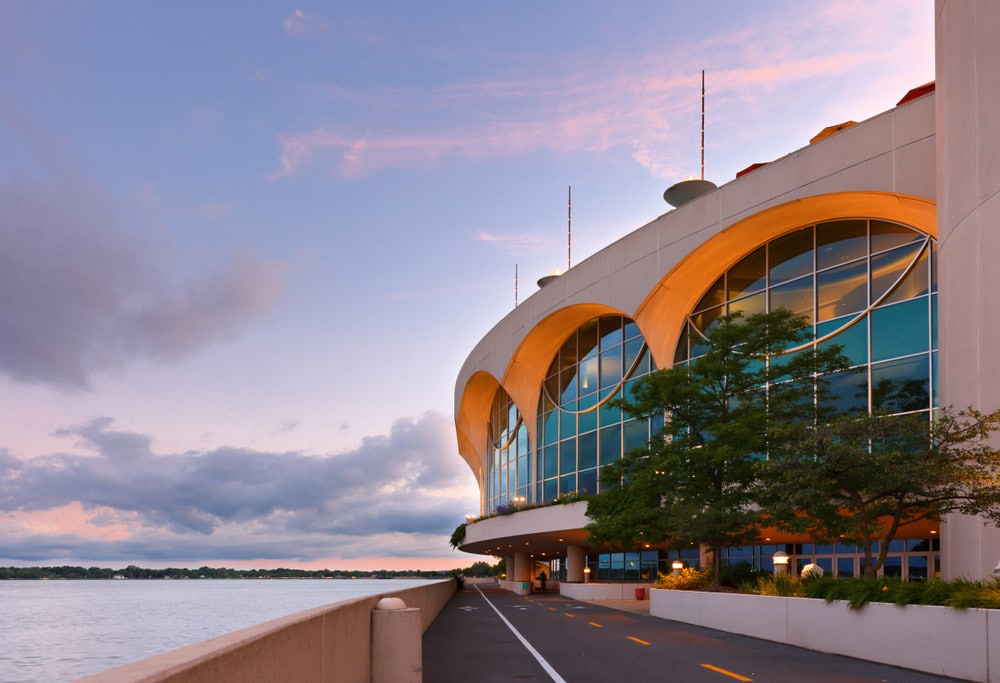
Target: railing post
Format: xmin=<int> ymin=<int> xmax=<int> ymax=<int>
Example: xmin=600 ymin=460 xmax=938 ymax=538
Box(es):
xmin=371 ymin=597 xmax=422 ymax=682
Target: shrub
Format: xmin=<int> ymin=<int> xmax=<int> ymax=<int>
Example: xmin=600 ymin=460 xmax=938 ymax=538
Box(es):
xmin=656 ymin=567 xmax=711 ymax=590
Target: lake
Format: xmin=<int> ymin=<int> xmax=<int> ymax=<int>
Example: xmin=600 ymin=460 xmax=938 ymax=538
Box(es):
xmin=0 ymin=578 xmax=436 ymax=682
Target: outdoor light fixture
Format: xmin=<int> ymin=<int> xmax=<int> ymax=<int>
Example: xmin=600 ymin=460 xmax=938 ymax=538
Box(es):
xmin=773 ymin=551 xmax=790 ymax=576
xmin=583 ymin=566 xmax=591 ymax=583
xmin=993 ymin=560 xmax=1000 ymax=580
xmin=671 ymin=560 xmax=684 ymax=579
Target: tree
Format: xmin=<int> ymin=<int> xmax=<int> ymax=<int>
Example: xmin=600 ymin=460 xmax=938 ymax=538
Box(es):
xmin=763 ymin=406 xmax=1000 ymax=578
xmin=586 ymin=309 xmax=849 ymax=585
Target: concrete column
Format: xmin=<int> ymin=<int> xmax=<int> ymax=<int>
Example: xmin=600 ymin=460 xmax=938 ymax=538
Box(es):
xmin=566 ymin=545 xmax=586 ymax=583
xmin=371 ymin=598 xmax=421 ymax=683
xmin=936 ymin=0 xmax=1000 ymax=580
xmin=513 ymin=552 xmax=531 ymax=582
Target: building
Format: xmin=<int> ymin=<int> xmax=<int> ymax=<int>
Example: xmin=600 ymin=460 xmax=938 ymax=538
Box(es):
xmin=453 ymin=1 xmax=1000 ymax=587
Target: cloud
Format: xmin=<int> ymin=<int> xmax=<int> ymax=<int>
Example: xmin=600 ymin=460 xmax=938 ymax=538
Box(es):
xmin=282 ymin=8 xmax=330 ymax=38
xmin=270 ymin=2 xmax=931 ymax=182
xmin=478 ymin=231 xmax=558 ymax=256
xmin=0 ymin=177 xmax=285 ymax=390
xmin=0 ymin=412 xmax=478 ymax=564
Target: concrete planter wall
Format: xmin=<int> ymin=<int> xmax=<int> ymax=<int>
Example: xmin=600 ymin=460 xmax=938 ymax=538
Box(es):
xmin=560 ymin=582 xmax=654 ymax=601
xmin=651 ymin=588 xmax=1000 ymax=682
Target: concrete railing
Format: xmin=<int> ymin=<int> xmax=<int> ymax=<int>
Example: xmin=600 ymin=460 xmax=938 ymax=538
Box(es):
xmin=77 ymin=579 xmax=455 ymax=683
xmin=651 ymin=588 xmax=1000 ymax=682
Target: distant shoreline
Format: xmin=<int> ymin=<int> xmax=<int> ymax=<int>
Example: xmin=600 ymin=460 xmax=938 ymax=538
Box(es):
xmin=0 ymin=565 xmax=454 ymax=580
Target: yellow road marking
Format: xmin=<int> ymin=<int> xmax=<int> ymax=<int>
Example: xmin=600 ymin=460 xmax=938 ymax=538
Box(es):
xmin=701 ymin=663 xmax=752 ymax=681
xmin=564 ymin=613 xmax=576 ymax=618
xmin=588 ymin=621 xmax=602 ymax=628
xmin=627 ymin=636 xmax=651 ymax=645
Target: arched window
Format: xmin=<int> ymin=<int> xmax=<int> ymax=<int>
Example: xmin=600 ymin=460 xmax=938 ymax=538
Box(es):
xmin=485 ymin=387 xmax=529 ymax=514
xmin=536 ymin=315 xmax=661 ymax=504
xmin=674 ymin=219 xmax=937 ymax=417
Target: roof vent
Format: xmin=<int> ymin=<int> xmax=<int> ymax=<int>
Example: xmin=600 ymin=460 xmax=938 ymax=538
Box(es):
xmin=809 ymin=121 xmax=857 ymax=144
xmin=663 ymin=178 xmax=718 ymax=208
xmin=537 ymin=272 xmax=562 ymax=288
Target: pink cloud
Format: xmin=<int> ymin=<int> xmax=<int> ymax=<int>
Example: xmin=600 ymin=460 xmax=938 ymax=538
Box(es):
xmin=282 ymin=8 xmax=330 ymax=38
xmin=271 ymin=2 xmax=931 ymax=182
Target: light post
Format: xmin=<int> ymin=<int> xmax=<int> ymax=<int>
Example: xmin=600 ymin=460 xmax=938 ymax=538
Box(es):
xmin=773 ymin=551 xmax=790 ymax=576
xmin=583 ymin=566 xmax=591 ymax=584
xmin=671 ymin=560 xmax=684 ymax=579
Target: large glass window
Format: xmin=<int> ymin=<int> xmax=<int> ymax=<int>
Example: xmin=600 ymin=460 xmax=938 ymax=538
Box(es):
xmin=536 ymin=315 xmax=660 ymax=503
xmin=485 ymin=387 xmax=529 ymax=514
xmin=675 ymin=219 xmax=937 ymax=418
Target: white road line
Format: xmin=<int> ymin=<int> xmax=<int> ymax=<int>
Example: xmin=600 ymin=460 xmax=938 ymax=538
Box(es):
xmin=474 ymin=587 xmax=567 ymax=683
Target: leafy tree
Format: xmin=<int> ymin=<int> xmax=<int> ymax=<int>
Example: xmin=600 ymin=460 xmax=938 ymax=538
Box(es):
xmin=587 ymin=309 xmax=849 ymax=585
xmin=763 ymin=406 xmax=1000 ymax=578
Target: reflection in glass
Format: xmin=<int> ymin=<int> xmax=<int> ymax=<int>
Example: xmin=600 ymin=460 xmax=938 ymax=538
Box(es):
xmin=676 ymin=218 xmax=936 ymax=422
xmin=728 ymin=246 xmax=766 ymax=297
xmin=817 ymin=219 xmax=867 ymax=269
xmin=538 ymin=315 xmax=657 ymax=504
xmin=769 ymin=228 xmax=813 ymax=284
xmin=817 ymin=260 xmax=867 ymax=321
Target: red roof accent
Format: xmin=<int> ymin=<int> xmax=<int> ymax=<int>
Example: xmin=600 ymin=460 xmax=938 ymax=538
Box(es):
xmin=736 ymin=162 xmax=769 ymax=178
xmin=897 ymin=81 xmax=936 ymax=106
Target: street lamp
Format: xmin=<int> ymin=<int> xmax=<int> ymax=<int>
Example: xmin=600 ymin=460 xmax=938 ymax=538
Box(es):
xmin=583 ymin=566 xmax=591 ymax=584
xmin=671 ymin=560 xmax=684 ymax=579
xmin=773 ymin=551 xmax=790 ymax=576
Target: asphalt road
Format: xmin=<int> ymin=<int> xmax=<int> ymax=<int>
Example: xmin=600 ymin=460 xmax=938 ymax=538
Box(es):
xmin=422 ymin=587 xmax=962 ymax=682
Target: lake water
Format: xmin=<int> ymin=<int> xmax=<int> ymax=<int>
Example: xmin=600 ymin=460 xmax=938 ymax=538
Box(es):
xmin=0 ymin=578 xmax=437 ymax=682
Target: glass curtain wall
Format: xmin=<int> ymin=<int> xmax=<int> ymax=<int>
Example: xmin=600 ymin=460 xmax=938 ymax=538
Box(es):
xmin=674 ymin=219 xmax=939 ymax=578
xmin=485 ymin=387 xmax=529 ymax=514
xmin=536 ymin=315 xmax=662 ymax=504
xmin=674 ymin=219 xmax=937 ymax=419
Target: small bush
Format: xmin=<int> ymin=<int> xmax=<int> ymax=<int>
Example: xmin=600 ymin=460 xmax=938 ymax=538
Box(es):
xmin=796 ymin=576 xmax=1000 ymax=610
xmin=656 ymin=567 xmax=711 ymax=590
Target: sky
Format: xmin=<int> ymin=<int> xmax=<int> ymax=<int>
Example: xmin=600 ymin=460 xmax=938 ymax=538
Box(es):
xmin=0 ymin=1 xmax=934 ymax=571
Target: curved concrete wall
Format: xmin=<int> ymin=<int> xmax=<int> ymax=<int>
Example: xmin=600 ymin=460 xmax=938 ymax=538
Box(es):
xmin=77 ymin=580 xmax=455 ymax=683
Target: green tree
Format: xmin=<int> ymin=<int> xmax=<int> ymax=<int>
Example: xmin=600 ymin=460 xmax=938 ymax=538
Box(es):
xmin=763 ymin=407 xmax=1000 ymax=578
xmin=586 ymin=309 xmax=849 ymax=585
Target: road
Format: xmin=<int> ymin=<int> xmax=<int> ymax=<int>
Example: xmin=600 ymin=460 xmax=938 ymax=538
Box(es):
xmin=422 ymin=587 xmax=960 ymax=682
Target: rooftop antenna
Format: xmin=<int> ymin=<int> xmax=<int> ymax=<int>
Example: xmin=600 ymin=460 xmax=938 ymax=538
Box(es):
xmin=663 ymin=69 xmax=717 ymax=208
xmin=515 ymin=263 xmax=519 ymax=307
xmin=567 ymin=185 xmax=572 ymax=271
xmin=701 ymin=69 xmax=705 ymax=181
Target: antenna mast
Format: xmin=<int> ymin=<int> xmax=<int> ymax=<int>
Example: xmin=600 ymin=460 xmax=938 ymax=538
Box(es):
xmin=567 ymin=185 xmax=572 ymax=271
xmin=515 ymin=264 xmax=519 ymax=307
xmin=701 ymin=70 xmax=706 ymax=180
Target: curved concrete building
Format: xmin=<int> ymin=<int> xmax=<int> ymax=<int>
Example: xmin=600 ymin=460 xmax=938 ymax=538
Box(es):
xmin=454 ymin=1 xmax=1000 ymax=587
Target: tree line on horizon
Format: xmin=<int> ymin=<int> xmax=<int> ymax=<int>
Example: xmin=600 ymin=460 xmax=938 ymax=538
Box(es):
xmin=0 ymin=560 xmax=502 ymax=581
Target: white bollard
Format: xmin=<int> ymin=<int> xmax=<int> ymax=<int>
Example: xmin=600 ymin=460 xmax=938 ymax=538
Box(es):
xmin=371 ymin=598 xmax=422 ymax=683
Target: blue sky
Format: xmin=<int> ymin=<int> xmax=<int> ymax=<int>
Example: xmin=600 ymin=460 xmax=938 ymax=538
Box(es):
xmin=0 ymin=2 xmax=933 ymax=570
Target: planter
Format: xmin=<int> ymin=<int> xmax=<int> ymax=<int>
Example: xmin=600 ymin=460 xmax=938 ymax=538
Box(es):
xmin=650 ymin=589 xmax=1000 ymax=682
